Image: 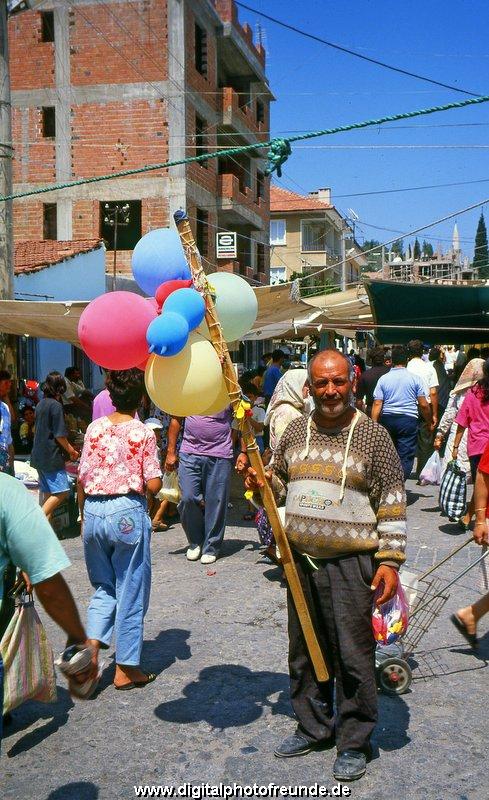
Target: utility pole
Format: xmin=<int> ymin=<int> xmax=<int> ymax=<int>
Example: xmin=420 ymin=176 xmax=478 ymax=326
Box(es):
xmin=0 ymin=2 xmax=13 ymax=302
xmin=103 ymin=203 xmax=130 ymax=291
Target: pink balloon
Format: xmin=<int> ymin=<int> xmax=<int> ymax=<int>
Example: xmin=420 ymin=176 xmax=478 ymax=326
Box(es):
xmin=146 ymin=297 xmax=160 ymax=314
xmin=78 ymin=291 xmax=157 ymax=369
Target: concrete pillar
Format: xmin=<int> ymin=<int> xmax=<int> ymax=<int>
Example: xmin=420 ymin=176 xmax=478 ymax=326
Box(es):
xmin=54 ymin=5 xmax=72 ymax=239
xmin=168 ymin=0 xmax=187 ymax=216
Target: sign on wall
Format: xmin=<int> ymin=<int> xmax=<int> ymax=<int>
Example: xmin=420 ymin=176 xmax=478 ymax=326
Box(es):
xmin=216 ymin=231 xmax=237 ymax=259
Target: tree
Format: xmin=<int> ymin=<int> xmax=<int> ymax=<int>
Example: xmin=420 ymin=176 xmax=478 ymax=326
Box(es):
xmin=391 ymin=239 xmax=404 ymax=259
xmin=289 ymin=269 xmax=338 ymax=298
xmin=361 ymin=239 xmax=382 ymax=272
xmin=407 ymin=244 xmax=412 ymax=260
xmin=413 ymin=238 xmax=421 ymax=259
xmin=473 ymin=212 xmax=489 ymax=279
xmin=422 ymin=240 xmax=433 ymax=258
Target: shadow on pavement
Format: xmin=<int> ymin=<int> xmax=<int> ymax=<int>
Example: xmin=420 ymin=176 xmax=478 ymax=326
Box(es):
xmin=438 ymin=523 xmax=468 ymax=536
xmin=4 ymin=687 xmax=74 ymax=758
xmin=154 ymin=664 xmax=290 ymax=730
xmin=45 ymin=782 xmax=99 ymax=799
xmin=375 ymin=694 xmax=411 ymax=752
xmin=93 ymin=628 xmax=192 ymax=692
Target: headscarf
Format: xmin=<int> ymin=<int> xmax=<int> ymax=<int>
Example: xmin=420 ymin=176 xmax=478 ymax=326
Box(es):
xmin=451 ymin=358 xmax=484 ymax=395
xmin=264 ymin=369 xmax=309 ymax=454
xmin=264 ymin=369 xmax=308 ymax=426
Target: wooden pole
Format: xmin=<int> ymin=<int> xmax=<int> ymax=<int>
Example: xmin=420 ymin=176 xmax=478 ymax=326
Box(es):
xmin=174 ymin=210 xmax=329 ymax=682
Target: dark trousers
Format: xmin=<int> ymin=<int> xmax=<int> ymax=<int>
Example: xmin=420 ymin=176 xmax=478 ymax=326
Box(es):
xmin=416 ymin=416 xmax=435 ymax=479
xmin=287 ymin=551 xmax=377 ymax=753
xmin=380 ymin=413 xmax=418 ymax=480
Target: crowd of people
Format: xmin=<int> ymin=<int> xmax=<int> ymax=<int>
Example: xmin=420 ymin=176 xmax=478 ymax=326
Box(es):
xmin=0 ymin=341 xmax=488 ymax=781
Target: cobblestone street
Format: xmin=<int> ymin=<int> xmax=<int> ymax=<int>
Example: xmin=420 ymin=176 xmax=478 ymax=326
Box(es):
xmin=3 ymin=476 xmax=488 ymax=800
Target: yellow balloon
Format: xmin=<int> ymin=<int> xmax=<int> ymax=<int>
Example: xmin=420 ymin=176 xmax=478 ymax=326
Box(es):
xmin=145 ymin=332 xmax=223 ymax=416
xmin=200 ymin=376 xmax=231 ymax=415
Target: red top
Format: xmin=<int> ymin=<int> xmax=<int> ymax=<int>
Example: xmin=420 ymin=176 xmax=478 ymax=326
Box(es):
xmin=476 ymin=440 xmax=489 ymax=517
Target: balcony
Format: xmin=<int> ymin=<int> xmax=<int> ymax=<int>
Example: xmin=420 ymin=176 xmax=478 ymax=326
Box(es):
xmin=214 ymin=0 xmax=267 ymax=81
xmin=254 ymin=271 xmax=268 ymax=285
xmin=220 ymin=87 xmax=267 ymax=142
xmin=218 ymin=173 xmax=263 ymax=229
xmin=215 ymin=259 xmax=254 ymax=279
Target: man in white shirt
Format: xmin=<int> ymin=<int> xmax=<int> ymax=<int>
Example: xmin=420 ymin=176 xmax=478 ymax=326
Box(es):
xmin=407 ymin=339 xmax=439 ymax=480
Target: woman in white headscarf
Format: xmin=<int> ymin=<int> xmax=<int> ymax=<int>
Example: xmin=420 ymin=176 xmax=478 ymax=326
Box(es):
xmin=434 ymin=358 xmax=485 ymax=481
xmin=264 ymin=368 xmax=310 ymax=458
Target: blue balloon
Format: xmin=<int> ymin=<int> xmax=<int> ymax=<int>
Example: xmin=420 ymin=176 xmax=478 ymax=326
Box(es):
xmin=132 ymin=229 xmax=191 ymax=296
xmin=163 ymin=288 xmax=205 ymax=332
xmin=146 ymin=312 xmax=189 ymax=357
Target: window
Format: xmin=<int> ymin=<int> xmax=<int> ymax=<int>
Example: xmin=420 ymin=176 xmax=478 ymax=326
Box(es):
xmin=196 ymin=209 xmax=209 ymax=257
xmin=256 ymin=99 xmax=265 ymax=126
xmin=270 ymin=266 xmax=286 ymax=285
xmin=195 ymin=23 xmax=208 ymax=76
xmin=99 ymin=201 xmax=142 ymax=251
xmin=256 ymin=171 xmax=265 ymax=202
xmin=270 ymin=219 xmax=286 ymax=245
xmin=41 ymin=106 xmax=56 ymax=138
xmin=43 ymin=203 xmax=57 ymax=240
xmin=301 ymin=219 xmax=327 ymax=252
xmin=195 ymin=114 xmax=207 ymax=168
xmin=40 ymin=11 xmax=55 ymax=43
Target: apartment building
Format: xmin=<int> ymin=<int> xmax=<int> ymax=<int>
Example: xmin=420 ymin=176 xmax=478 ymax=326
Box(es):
xmin=270 ymin=186 xmax=367 ymax=289
xmin=8 ymin=0 xmax=272 ymax=285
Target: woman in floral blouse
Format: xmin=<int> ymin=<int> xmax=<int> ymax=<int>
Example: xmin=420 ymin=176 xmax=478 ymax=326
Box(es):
xmin=78 ymin=369 xmax=162 ymax=690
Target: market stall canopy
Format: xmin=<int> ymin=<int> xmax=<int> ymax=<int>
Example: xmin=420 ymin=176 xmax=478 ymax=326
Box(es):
xmin=0 ymin=283 xmax=320 ymax=345
xmin=364 ymin=278 xmax=489 ymax=344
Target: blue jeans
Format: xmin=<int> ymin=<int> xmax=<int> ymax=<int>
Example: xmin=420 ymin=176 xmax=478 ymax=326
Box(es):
xmin=83 ymin=494 xmax=151 ymax=666
xmin=380 ymin=414 xmax=418 ymax=480
xmin=178 ymin=453 xmax=232 ymax=556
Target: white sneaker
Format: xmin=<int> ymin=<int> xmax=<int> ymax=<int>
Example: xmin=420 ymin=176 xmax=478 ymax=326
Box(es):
xmin=201 ymin=553 xmax=217 ymax=565
xmin=186 ymin=546 xmax=201 ymax=561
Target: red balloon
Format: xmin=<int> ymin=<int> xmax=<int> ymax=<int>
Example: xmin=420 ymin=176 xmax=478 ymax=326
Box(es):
xmin=136 ymin=355 xmax=150 ymax=371
xmin=155 ymin=279 xmax=193 ymax=309
xmin=78 ymin=291 xmax=157 ymax=370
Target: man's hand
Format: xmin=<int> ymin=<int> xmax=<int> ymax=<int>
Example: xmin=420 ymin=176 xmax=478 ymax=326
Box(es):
xmin=235 ymin=452 xmax=249 ymax=476
xmin=68 ymin=445 xmax=79 ymax=462
xmin=433 ymin=434 xmax=443 ymax=451
xmin=473 ymin=520 xmax=488 ymax=546
xmin=243 ymin=466 xmax=272 ymax=492
xmin=164 ymin=451 xmax=178 ymax=472
xmin=430 ymin=417 xmax=438 ymax=433
xmin=371 ymin=564 xmax=399 ymax=606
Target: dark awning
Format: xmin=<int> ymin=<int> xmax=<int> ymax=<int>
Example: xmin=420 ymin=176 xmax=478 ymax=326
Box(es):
xmin=365 ymin=278 xmax=489 ymax=344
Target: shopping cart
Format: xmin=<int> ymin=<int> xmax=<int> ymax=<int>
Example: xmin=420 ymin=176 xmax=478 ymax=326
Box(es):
xmin=375 ymin=537 xmax=489 ymax=696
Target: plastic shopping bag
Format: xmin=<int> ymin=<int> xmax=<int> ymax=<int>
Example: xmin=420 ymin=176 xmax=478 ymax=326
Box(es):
xmin=372 ymin=575 xmax=409 ymax=645
xmin=0 ymin=594 xmax=57 ymax=713
xmin=439 ymin=460 xmax=467 ymax=521
xmin=419 ymin=451 xmax=442 ymax=485
xmin=157 ymin=471 xmax=181 ymax=504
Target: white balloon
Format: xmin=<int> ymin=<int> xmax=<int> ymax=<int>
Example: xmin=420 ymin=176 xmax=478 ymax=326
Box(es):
xmin=207 ymin=272 xmax=258 ymax=342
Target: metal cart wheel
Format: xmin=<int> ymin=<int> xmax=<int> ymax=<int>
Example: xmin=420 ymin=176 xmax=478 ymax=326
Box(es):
xmin=377 ymin=657 xmax=412 ymax=695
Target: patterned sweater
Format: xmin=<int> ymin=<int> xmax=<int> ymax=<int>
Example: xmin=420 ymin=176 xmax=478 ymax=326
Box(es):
xmin=272 ymin=412 xmax=407 ymax=565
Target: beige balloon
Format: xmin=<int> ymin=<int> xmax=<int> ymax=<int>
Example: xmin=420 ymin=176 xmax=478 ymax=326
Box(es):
xmin=145 ymin=331 xmax=223 ymax=416
xmin=200 ymin=375 xmax=231 ymax=415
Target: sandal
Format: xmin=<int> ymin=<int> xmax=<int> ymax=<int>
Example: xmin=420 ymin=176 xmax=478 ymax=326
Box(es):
xmin=114 ymin=672 xmax=157 ymax=691
xmin=450 ymin=613 xmax=478 ymax=649
xmin=152 ymin=521 xmax=168 ymax=532
xmin=242 ymin=513 xmax=255 ymax=521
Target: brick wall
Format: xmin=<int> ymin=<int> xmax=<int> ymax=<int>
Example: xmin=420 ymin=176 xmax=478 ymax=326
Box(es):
xmin=71 ymin=100 xmax=168 ymax=178
xmin=8 ymin=12 xmax=55 ymax=90
xmin=69 ymin=0 xmax=168 ymax=86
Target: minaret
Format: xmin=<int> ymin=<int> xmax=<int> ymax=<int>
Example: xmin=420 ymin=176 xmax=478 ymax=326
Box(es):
xmin=453 ymin=223 xmax=460 ymax=254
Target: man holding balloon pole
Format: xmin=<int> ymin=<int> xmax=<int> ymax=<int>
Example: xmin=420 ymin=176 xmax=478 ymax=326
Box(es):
xmin=165 ymin=411 xmax=234 ymax=564
xmin=242 ymin=350 xmax=407 ymax=782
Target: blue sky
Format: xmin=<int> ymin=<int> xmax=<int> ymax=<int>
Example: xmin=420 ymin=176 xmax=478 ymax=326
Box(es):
xmin=239 ymin=0 xmax=489 ymax=258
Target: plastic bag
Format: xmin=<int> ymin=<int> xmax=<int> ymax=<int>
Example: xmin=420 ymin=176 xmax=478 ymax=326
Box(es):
xmin=0 ymin=594 xmax=57 ymax=713
xmin=157 ymin=470 xmax=181 ymax=504
xmin=372 ymin=576 xmax=409 ymax=645
xmin=419 ymin=451 xmax=442 ymax=486
xmin=439 ymin=460 xmax=467 ymax=520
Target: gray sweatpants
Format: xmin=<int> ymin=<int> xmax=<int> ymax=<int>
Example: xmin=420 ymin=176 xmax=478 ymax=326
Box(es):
xmin=178 ymin=453 xmax=233 ymax=556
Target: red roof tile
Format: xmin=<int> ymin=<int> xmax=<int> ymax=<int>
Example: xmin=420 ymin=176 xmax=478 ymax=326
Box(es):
xmin=270 ymin=185 xmax=333 ymax=213
xmin=15 ymin=239 xmax=104 ymax=275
